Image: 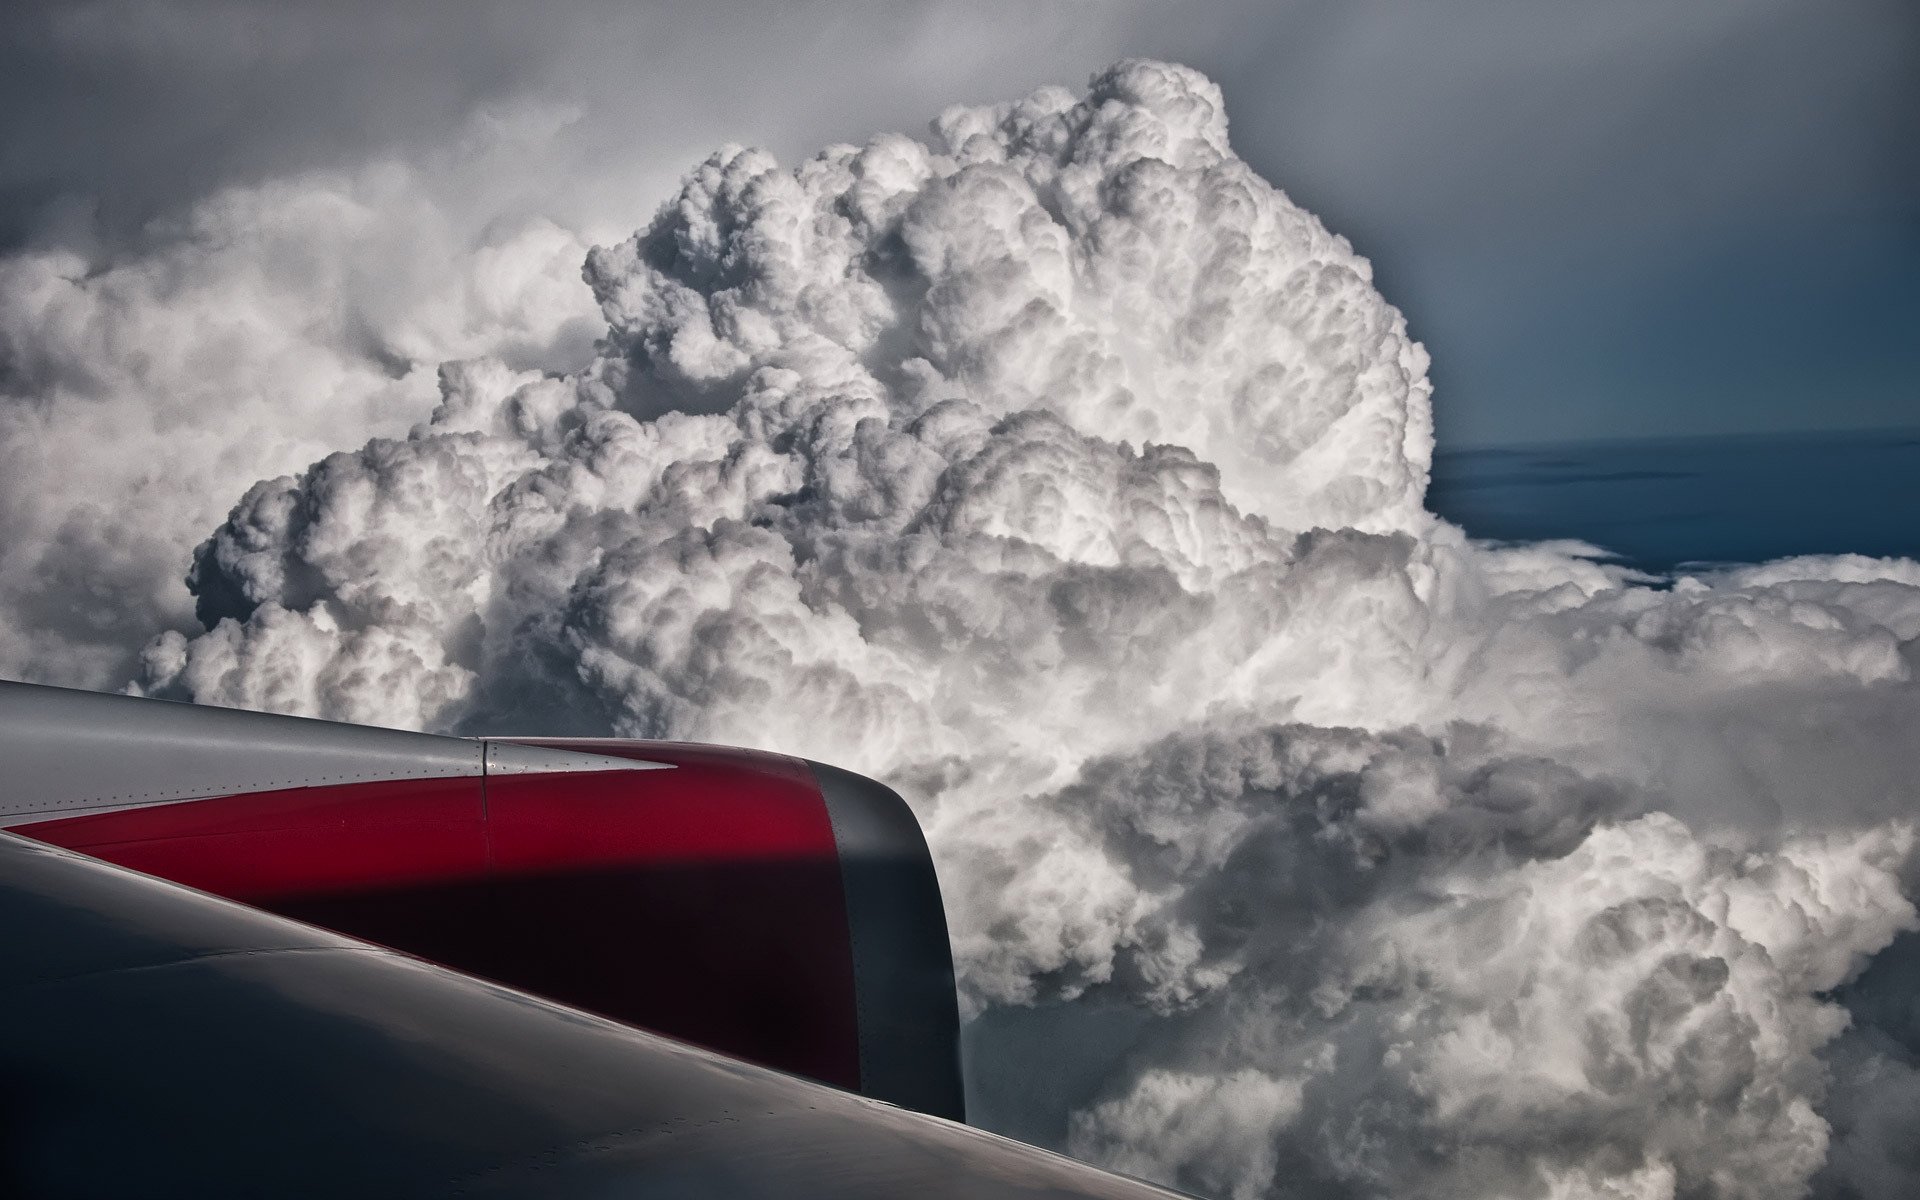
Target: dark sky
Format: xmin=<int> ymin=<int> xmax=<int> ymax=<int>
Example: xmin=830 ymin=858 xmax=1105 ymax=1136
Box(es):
xmin=4 ymin=0 xmax=1914 ymax=447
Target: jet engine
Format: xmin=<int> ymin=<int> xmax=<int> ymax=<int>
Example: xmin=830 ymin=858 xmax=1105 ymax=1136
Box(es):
xmin=0 ymin=682 xmax=963 ymax=1121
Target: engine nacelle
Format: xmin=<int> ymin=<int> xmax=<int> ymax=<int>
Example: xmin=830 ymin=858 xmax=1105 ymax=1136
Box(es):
xmin=0 ymin=683 xmax=962 ymax=1121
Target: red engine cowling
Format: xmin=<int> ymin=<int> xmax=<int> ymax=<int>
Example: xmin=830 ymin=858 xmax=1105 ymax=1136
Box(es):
xmin=0 ymin=682 xmax=962 ymax=1121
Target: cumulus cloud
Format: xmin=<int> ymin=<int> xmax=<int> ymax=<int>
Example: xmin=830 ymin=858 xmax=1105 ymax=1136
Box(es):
xmin=0 ymin=105 xmax=603 ymax=689
xmin=65 ymin=59 xmax=1920 ymax=1199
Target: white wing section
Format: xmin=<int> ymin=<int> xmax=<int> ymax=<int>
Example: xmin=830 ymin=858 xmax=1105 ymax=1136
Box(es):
xmin=0 ymin=680 xmax=483 ymax=827
xmin=481 ymin=741 xmax=673 ymax=775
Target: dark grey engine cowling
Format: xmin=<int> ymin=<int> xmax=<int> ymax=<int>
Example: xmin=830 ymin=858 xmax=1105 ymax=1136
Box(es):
xmin=809 ymin=761 xmax=965 ymax=1123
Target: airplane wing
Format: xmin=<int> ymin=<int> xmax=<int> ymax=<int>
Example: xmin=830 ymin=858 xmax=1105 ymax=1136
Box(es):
xmin=0 ymin=680 xmax=1185 ymax=1197
xmin=0 ymin=831 xmax=1181 ymax=1197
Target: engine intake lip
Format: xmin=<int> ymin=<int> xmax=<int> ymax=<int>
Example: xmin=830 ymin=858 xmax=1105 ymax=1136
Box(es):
xmin=808 ymin=760 xmax=965 ymax=1123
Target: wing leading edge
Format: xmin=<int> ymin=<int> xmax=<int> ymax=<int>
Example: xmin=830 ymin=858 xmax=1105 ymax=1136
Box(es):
xmin=0 ymin=832 xmax=1183 ymax=1198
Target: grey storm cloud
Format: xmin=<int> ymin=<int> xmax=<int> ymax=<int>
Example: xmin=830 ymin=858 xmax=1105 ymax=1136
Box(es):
xmin=3 ymin=0 xmax=1912 ymax=683
xmin=94 ymin=62 xmax=1920 ymax=1199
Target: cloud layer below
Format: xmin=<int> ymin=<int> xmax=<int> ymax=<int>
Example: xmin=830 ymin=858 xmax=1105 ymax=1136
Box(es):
xmin=14 ymin=59 xmax=1920 ymax=1199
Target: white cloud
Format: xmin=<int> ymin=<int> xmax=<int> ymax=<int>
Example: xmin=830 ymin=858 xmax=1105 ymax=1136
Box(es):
xmin=8 ymin=57 xmax=1914 ymax=1199
xmin=0 ymin=113 xmax=602 ymax=687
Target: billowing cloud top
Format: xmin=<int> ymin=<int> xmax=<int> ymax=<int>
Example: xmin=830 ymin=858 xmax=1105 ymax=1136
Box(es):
xmin=102 ymin=60 xmax=1920 ymax=1200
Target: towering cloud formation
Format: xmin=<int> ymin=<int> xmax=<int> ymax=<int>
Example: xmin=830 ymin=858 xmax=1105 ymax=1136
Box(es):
xmin=132 ymin=62 xmax=1920 ymax=1199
